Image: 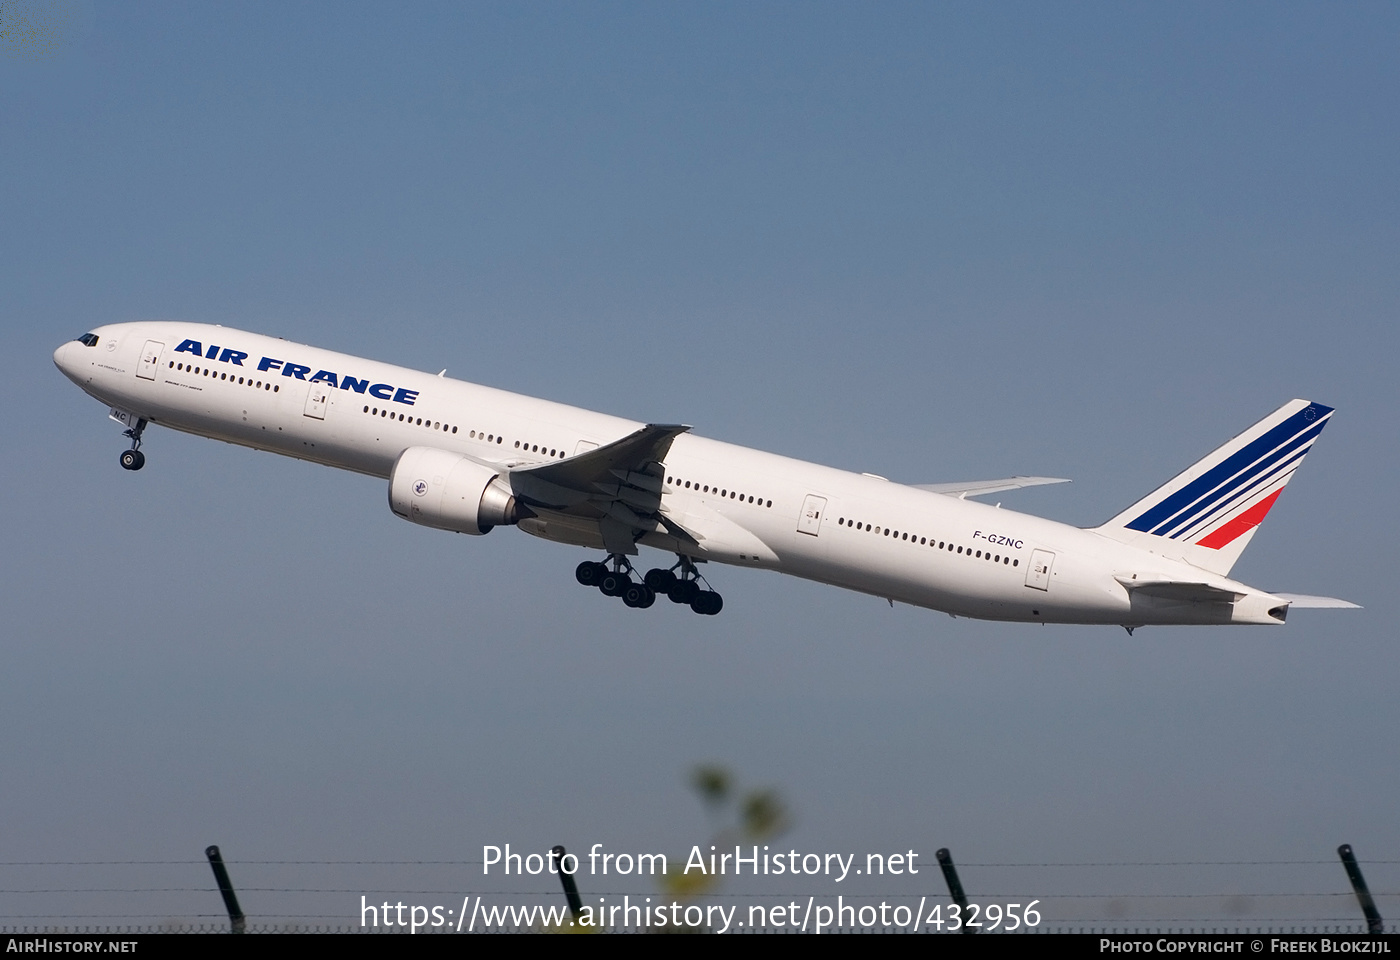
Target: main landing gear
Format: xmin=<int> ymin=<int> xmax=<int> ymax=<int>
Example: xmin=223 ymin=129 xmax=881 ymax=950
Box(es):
xmin=575 ymin=555 xmax=723 ymax=616
xmin=119 ymin=418 xmax=148 ymax=471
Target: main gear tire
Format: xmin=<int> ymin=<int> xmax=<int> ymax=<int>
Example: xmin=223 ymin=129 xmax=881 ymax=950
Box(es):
xmin=644 ymin=568 xmax=677 ymax=593
xmin=691 ymin=591 xmax=723 ymax=616
xmin=599 ymin=571 xmax=632 ymax=597
xmin=575 ymin=561 xmax=607 ymax=587
xmin=622 ymin=583 xmax=656 ymax=608
xmin=668 ymin=580 xmax=700 ymax=605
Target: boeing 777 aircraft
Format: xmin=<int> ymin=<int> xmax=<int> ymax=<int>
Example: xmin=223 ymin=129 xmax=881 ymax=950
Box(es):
xmin=54 ymin=323 xmax=1357 ymax=628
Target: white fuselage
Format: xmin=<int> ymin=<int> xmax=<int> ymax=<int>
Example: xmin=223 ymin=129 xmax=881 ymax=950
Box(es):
xmin=54 ymin=322 xmax=1291 ymax=627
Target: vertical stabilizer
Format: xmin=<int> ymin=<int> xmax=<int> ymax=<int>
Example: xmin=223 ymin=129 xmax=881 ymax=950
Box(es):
xmin=1094 ymin=400 xmax=1333 ymax=576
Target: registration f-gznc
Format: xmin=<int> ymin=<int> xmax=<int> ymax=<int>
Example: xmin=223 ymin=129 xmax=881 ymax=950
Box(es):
xmin=54 ymin=322 xmax=1358 ymax=629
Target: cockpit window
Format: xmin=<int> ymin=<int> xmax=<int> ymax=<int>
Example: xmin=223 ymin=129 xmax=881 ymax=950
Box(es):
xmin=76 ymin=333 xmax=99 ymax=347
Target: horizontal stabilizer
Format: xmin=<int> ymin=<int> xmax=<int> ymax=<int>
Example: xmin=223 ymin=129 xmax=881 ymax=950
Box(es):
xmin=1115 ymin=577 xmax=1245 ymax=603
xmin=1272 ymin=593 xmax=1361 ymax=609
xmin=914 ymin=476 xmax=1071 ymax=499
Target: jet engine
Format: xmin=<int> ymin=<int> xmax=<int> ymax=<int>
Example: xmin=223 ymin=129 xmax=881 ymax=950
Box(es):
xmin=388 ymin=446 xmax=521 ymax=535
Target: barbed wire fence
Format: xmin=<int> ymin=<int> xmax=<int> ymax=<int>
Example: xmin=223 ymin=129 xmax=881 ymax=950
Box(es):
xmin=0 ymin=847 xmax=1392 ymax=934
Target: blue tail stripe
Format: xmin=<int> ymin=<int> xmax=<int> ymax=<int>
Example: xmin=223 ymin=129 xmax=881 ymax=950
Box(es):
xmin=1150 ymin=419 xmax=1326 ymax=536
xmin=1126 ymin=403 xmax=1332 ymax=534
xmin=1166 ymin=446 xmax=1309 ymax=540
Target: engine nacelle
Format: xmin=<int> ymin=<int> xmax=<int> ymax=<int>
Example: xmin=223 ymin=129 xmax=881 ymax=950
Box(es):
xmin=388 ymin=446 xmax=520 ymax=535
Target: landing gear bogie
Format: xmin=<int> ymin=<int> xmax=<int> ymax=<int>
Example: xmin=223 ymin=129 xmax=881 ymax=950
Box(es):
xmin=576 ymin=553 xmax=723 ymax=615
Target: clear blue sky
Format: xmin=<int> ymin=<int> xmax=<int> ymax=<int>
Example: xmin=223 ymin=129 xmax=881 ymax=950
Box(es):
xmin=2 ymin=1 xmax=1396 ymax=929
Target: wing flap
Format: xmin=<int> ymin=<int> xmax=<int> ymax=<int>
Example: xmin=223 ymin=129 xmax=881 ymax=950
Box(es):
xmin=510 ymin=423 xmax=689 ymax=510
xmin=506 ymin=423 xmax=690 ymax=555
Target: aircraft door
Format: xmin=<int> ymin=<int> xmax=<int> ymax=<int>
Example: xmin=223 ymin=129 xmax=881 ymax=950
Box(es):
xmin=303 ymin=383 xmax=330 ymax=420
xmin=1025 ymin=549 xmax=1055 ymax=591
xmin=797 ymin=495 xmax=828 ymax=536
xmin=137 ymin=340 xmax=164 ymax=380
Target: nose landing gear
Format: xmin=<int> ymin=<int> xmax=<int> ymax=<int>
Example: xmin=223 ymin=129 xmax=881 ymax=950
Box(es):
xmin=577 ymin=554 xmax=722 ymax=615
xmin=119 ymin=418 xmax=148 ymax=471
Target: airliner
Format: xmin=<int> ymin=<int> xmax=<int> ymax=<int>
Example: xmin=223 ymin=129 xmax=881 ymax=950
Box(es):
xmin=53 ymin=322 xmax=1357 ymax=628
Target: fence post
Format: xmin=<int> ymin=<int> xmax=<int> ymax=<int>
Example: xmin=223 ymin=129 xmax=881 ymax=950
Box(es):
xmin=936 ymin=848 xmax=976 ymax=934
xmin=1337 ymin=844 xmax=1384 ymax=934
xmin=551 ymin=845 xmax=583 ymax=920
xmin=205 ymin=845 xmax=246 ymax=934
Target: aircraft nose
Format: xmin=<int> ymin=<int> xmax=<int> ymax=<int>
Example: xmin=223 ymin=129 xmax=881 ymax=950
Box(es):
xmin=53 ymin=339 xmax=82 ymax=383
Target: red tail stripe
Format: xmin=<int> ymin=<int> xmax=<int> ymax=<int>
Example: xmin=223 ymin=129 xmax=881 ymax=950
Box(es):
xmin=1195 ymin=489 xmax=1283 ymax=550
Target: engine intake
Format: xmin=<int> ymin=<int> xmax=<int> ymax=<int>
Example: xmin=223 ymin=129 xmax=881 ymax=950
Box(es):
xmin=388 ymin=446 xmax=520 ymax=535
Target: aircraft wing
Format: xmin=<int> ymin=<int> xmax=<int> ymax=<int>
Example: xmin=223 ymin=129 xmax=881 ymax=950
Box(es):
xmin=913 ymin=476 xmax=1071 ymax=499
xmin=507 ymin=423 xmax=691 ymax=554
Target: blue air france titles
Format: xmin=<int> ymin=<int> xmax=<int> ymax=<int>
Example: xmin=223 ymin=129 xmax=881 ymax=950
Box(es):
xmin=172 ymin=338 xmax=419 ymax=406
